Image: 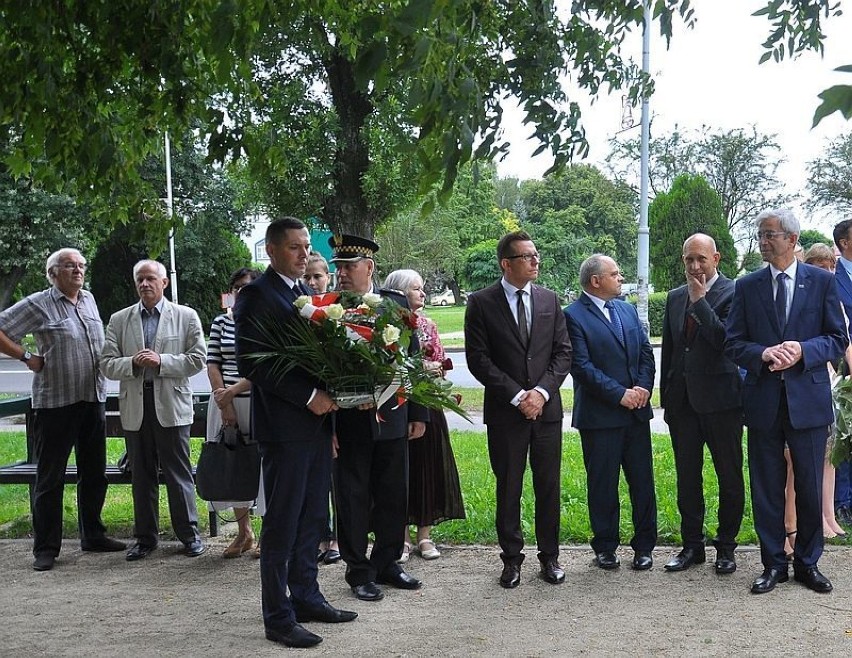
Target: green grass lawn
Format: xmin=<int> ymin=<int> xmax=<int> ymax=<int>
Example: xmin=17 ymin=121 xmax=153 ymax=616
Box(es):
xmin=0 ymin=428 xmax=769 ymax=547
xmin=426 ymin=305 xmax=466 ymax=335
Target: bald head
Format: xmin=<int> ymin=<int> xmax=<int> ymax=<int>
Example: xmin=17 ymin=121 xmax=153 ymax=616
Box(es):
xmin=682 ymin=232 xmax=720 ymax=282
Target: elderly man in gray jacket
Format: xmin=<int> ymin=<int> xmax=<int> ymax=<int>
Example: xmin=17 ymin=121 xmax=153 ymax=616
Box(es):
xmin=101 ymin=260 xmax=206 ymax=561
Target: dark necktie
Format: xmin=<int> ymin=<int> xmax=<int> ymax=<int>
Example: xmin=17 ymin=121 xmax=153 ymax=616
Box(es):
xmin=684 ymin=311 xmax=698 ymax=343
xmin=516 ymin=290 xmax=529 ymax=347
xmin=605 ymin=300 xmax=625 ymax=345
xmin=775 ymin=272 xmax=788 ymax=333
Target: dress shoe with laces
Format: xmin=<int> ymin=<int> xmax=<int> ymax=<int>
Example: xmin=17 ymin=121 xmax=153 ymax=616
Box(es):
xmin=81 ymin=536 xmax=127 ymax=552
xmin=664 ymin=547 xmax=705 ymax=572
xmin=714 ymin=548 xmax=737 ymax=574
xmin=751 ymin=566 xmax=789 ymax=594
xmin=126 ymin=543 xmax=156 ymax=562
xmin=184 ymin=539 xmax=206 ymax=557
xmin=33 ymin=554 xmax=55 ymax=571
xmin=351 ymin=582 xmax=384 ymax=601
xmin=540 ymin=558 xmax=565 ymax=584
xmin=378 ymin=569 xmax=422 ymax=590
xmin=265 ymin=623 xmax=322 ymax=648
xmin=294 ymin=602 xmax=358 ymax=623
xmin=500 ymin=562 xmax=521 ymax=588
xmin=593 ymin=551 xmax=620 ymax=570
xmin=793 ymin=565 xmax=833 ymax=593
xmin=632 ymin=551 xmax=653 ymax=571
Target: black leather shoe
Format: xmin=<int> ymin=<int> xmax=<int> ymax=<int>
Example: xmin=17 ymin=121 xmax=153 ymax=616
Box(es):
xmin=351 ymin=582 xmax=384 ymax=601
xmin=81 ymin=536 xmax=127 ymax=552
xmin=836 ymin=505 xmax=852 ymax=527
xmin=126 ymin=543 xmax=156 ymax=561
xmin=793 ymin=565 xmax=833 ymax=593
xmin=500 ymin=562 xmax=521 ymax=588
xmin=751 ymin=567 xmax=789 ymax=594
xmin=664 ymin=547 xmax=706 ymax=572
xmin=33 ymin=554 xmax=55 ymax=571
xmin=265 ymin=623 xmax=323 ymax=648
xmin=378 ymin=569 xmax=422 ymax=590
xmin=593 ymin=551 xmax=620 ymax=570
xmin=323 ymin=549 xmax=342 ymax=564
xmin=184 ymin=540 xmax=206 ymax=557
xmin=714 ymin=548 xmax=737 ymax=575
xmin=294 ymin=602 xmax=358 ymax=623
xmin=540 ymin=558 xmax=565 ymax=584
xmin=632 ymin=551 xmax=653 ymax=571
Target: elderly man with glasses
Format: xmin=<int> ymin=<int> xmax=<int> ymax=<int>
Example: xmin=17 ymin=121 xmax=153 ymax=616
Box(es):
xmin=0 ymin=248 xmax=125 ymax=571
xmin=726 ymin=208 xmax=848 ymax=595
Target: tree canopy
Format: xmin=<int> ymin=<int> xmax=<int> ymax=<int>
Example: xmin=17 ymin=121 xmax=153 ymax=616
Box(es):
xmin=807 ymin=130 xmax=852 ymax=216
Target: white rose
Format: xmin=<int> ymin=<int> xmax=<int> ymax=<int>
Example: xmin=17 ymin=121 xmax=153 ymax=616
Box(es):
xmin=362 ymin=292 xmax=382 ymax=307
xmin=294 ymin=295 xmax=310 ymax=309
xmin=325 ymin=304 xmax=345 ymax=320
xmin=382 ymin=325 xmax=401 ymax=345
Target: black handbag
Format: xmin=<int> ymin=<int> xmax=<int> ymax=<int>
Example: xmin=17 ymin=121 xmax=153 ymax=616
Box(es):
xmin=195 ymin=423 xmax=261 ymax=502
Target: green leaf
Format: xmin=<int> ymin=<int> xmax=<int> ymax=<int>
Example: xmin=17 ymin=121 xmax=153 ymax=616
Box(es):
xmin=812 ymin=85 xmax=852 ymax=127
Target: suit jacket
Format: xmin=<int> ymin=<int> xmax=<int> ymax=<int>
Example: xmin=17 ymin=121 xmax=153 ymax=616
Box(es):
xmin=335 ymin=287 xmax=429 ymax=442
xmin=564 ymin=293 xmax=655 ymax=430
xmin=101 ymin=299 xmax=206 ymax=431
xmin=725 ymin=263 xmax=848 ymax=430
xmin=233 ymin=266 xmax=332 ymax=443
xmin=660 ymin=274 xmax=742 ymax=417
xmin=835 ymin=262 xmax=852 ymax=320
xmin=464 ymin=281 xmax=572 ymax=425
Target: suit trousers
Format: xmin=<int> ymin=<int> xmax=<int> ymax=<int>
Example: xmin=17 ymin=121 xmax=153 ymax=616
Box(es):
xmin=580 ymin=421 xmax=657 ymax=554
xmin=748 ymin=395 xmax=826 ymax=569
xmin=486 ymin=418 xmax=562 ymax=563
xmin=259 ymin=438 xmax=331 ymax=632
xmin=834 ymin=460 xmax=852 ymax=509
xmin=334 ymin=434 xmax=408 ymax=586
xmin=31 ymin=401 xmax=108 ymax=557
xmin=667 ymin=404 xmax=744 ymax=551
xmin=124 ymin=386 xmax=199 ymax=546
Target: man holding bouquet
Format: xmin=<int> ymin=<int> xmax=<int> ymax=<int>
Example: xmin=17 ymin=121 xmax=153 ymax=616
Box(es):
xmin=330 ymin=234 xmax=430 ymax=602
xmin=234 ymin=217 xmax=357 ymax=648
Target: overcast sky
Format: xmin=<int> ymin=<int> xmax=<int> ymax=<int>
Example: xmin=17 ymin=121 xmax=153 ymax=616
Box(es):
xmin=496 ymin=0 xmax=852 ymax=234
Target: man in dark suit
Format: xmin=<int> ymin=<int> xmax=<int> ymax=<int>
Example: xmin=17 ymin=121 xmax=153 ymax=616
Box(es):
xmin=726 ymin=208 xmax=847 ymax=594
xmin=330 ymin=234 xmax=429 ymax=603
xmin=660 ymin=233 xmax=744 ymax=575
xmin=465 ymin=231 xmax=572 ymax=589
xmin=564 ymin=254 xmax=657 ymax=571
xmin=234 ymin=217 xmax=356 ymax=648
xmin=831 ymin=219 xmax=852 ymax=527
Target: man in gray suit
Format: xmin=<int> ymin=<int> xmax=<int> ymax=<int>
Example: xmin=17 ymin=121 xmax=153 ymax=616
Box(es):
xmin=660 ymin=233 xmax=744 ymax=575
xmin=101 ymin=260 xmax=207 ymax=560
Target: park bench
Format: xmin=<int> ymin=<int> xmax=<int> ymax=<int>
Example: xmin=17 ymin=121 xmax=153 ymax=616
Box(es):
xmin=0 ymin=393 xmax=222 ymax=536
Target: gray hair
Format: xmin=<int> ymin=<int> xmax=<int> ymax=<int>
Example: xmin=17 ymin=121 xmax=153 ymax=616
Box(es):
xmin=382 ymin=269 xmax=422 ymax=294
xmin=45 ymin=248 xmax=84 ymax=284
xmin=132 ymin=259 xmax=167 ymax=279
xmin=755 ymin=207 xmax=800 ymax=235
xmin=578 ymin=254 xmax=611 ymax=288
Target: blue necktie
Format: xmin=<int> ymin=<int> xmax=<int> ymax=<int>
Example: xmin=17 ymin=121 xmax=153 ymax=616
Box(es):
xmin=605 ymin=300 xmax=625 ymax=345
xmin=775 ymin=272 xmax=788 ymax=333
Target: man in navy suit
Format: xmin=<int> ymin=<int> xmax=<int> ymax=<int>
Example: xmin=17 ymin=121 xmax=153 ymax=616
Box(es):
xmin=831 ymin=219 xmax=852 ymax=527
xmin=726 ymin=208 xmax=847 ymax=594
xmin=660 ymin=234 xmax=744 ymax=575
xmin=564 ymin=254 xmax=657 ymax=571
xmin=235 ymin=217 xmax=357 ymax=648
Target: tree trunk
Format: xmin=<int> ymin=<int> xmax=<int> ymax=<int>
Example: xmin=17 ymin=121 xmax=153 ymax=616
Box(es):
xmin=323 ymin=49 xmax=376 ymax=238
xmin=0 ymin=265 xmax=26 ymax=311
xmin=447 ymin=279 xmax=463 ymax=306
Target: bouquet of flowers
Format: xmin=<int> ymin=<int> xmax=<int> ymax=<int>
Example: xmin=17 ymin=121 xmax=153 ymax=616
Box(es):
xmin=247 ymin=290 xmax=469 ymax=418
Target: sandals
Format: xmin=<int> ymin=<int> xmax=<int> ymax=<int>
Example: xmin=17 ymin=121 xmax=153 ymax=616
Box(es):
xmin=397 ymin=542 xmax=412 ymax=564
xmin=784 ymin=530 xmax=796 ymax=562
xmin=223 ymin=534 xmax=255 ymax=559
xmin=418 ymin=539 xmax=441 ymax=560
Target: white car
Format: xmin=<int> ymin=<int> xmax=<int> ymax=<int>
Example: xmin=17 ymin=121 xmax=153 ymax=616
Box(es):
xmin=430 ymin=290 xmax=466 ymax=306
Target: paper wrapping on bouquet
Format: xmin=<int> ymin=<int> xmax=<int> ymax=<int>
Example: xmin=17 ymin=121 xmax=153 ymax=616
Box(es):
xmin=331 ymin=373 xmax=404 ymax=411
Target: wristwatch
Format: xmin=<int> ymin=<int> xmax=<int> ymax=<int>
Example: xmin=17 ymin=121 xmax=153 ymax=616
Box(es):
xmin=20 ymin=350 xmax=32 ymax=362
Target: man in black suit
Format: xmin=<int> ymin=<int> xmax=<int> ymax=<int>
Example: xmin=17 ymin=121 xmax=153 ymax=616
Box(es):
xmin=330 ymin=234 xmax=429 ymax=602
xmin=563 ymin=254 xmax=657 ymax=571
xmin=660 ymin=233 xmax=744 ymax=575
xmin=465 ymin=231 xmax=572 ymax=589
xmin=234 ymin=217 xmax=356 ymax=648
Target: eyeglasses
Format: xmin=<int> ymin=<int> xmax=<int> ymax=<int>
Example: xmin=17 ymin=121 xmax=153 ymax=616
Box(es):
xmin=754 ymin=230 xmax=789 ymax=241
xmin=505 ymin=253 xmax=540 ymax=263
xmin=59 ymin=262 xmax=87 ymax=271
